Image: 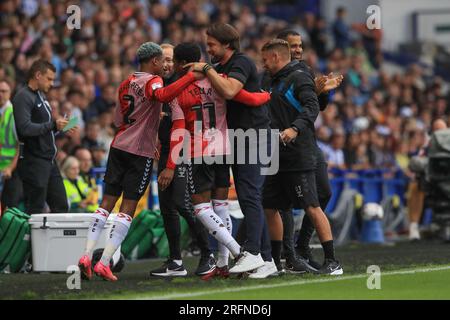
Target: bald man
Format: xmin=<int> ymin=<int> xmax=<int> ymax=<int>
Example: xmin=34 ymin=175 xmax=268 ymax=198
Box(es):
xmin=432 ymin=119 xmax=447 ymax=132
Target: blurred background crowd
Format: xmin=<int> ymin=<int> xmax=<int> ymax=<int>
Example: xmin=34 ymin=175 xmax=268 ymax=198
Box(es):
xmin=1 ymin=0 xmax=449 ymax=217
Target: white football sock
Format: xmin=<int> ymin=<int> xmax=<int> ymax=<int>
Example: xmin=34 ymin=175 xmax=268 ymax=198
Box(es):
xmin=100 ymin=213 xmax=132 ymax=266
xmin=212 ymin=199 xmax=232 ymax=267
xmin=84 ymin=208 xmax=110 ymax=258
xmin=194 ymin=202 xmax=240 ymax=257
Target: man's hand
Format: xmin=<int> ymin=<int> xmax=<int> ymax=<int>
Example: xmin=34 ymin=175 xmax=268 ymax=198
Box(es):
xmin=183 ymin=62 xmax=207 ymax=80
xmin=56 ymin=118 xmax=69 ymax=131
xmin=315 ymin=75 xmax=327 ymax=95
xmin=158 ymin=168 xmax=174 ymax=191
xmin=79 ymin=200 xmax=88 ymax=209
xmin=280 ymin=128 xmax=298 ymax=144
xmin=2 ymin=167 xmax=13 ymax=179
xmin=154 ymin=140 xmax=161 ymax=161
xmin=323 ymin=73 xmax=344 ymax=92
xmin=184 ymin=62 xmax=208 ymax=73
xmin=66 ymin=126 xmax=79 ymax=136
xmin=315 ymin=73 xmax=344 ymax=95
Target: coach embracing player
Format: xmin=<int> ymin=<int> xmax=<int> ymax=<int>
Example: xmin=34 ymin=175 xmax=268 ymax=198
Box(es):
xmin=190 ymin=23 xmax=276 ymax=277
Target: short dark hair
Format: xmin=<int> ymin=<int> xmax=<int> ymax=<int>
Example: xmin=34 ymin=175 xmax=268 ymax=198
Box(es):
xmin=174 ymin=42 xmax=201 ymax=64
xmin=337 ymin=7 xmax=346 ymax=15
xmin=71 ymin=145 xmax=90 ymax=157
xmin=276 ymin=29 xmax=300 ymax=41
xmin=27 ymin=59 xmax=56 ymax=81
xmin=206 ymin=23 xmax=240 ymax=51
xmin=67 ymin=89 xmax=83 ymax=98
xmin=262 ymin=39 xmax=291 ymax=58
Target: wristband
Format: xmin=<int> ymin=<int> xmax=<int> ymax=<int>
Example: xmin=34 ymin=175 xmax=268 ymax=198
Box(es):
xmin=202 ymin=64 xmax=212 ymax=74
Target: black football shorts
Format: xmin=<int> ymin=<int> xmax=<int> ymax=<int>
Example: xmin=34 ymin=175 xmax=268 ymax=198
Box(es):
xmin=263 ymin=170 xmax=320 ymax=210
xmin=103 ymin=147 xmax=153 ymax=201
xmin=186 ymin=158 xmax=230 ymax=195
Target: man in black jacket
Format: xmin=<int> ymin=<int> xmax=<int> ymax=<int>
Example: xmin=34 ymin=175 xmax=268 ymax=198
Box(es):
xmin=273 ymin=30 xmax=343 ymax=272
xmin=13 ymin=60 xmax=75 ymax=213
xmin=260 ymin=39 xmax=343 ymax=275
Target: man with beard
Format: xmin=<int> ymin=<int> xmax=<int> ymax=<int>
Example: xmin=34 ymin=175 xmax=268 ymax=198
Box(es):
xmin=270 ymin=30 xmax=343 ymax=273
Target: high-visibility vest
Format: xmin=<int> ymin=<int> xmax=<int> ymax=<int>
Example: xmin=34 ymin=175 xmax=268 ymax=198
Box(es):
xmin=0 ymin=102 xmax=17 ymax=170
xmin=63 ymin=177 xmax=99 ymax=213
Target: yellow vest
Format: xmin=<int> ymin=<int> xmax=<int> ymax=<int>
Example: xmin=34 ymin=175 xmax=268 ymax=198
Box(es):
xmin=0 ymin=103 xmax=17 ymax=170
xmin=63 ymin=177 xmax=99 ymax=213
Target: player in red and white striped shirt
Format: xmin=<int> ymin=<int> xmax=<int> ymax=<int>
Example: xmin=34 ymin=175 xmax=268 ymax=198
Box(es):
xmin=78 ymin=42 xmax=204 ymax=281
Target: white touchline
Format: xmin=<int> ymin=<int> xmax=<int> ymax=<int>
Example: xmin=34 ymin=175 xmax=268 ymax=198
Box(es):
xmin=132 ymin=265 xmax=450 ymax=300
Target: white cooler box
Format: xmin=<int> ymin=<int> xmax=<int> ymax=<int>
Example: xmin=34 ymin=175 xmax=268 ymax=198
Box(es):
xmin=29 ymin=213 xmax=121 ymax=272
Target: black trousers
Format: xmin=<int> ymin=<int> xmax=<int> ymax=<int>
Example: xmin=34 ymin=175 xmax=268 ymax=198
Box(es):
xmin=158 ymin=152 xmax=210 ymax=260
xmin=1 ymin=169 xmax=23 ymax=209
xmin=18 ymin=157 xmax=68 ymax=214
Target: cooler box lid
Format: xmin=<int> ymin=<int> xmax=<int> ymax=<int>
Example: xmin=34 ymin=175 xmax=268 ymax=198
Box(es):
xmin=29 ymin=213 xmax=95 ymax=229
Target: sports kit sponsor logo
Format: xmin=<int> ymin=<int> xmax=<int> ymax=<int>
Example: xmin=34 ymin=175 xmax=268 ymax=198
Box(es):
xmin=177 ymin=166 xmax=186 ymax=178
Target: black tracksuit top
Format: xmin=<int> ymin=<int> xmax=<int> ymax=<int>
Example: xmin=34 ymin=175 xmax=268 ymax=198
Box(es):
xmin=12 ymin=85 xmax=58 ymax=161
xmin=262 ymin=60 xmax=321 ymax=172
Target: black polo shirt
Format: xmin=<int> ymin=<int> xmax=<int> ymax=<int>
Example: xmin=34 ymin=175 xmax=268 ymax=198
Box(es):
xmin=214 ymin=52 xmax=269 ymax=130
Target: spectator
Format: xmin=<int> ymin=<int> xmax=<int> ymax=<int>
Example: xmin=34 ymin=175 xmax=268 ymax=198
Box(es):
xmin=82 ymin=119 xmax=102 ymax=150
xmin=97 ymin=110 xmax=115 ymax=151
xmin=332 ymin=7 xmax=350 ymax=50
xmin=73 ymin=146 xmax=98 ymax=194
xmin=67 ymin=90 xmax=86 ymax=130
xmin=61 ymin=156 xmax=98 ymax=213
xmin=90 ymin=144 xmax=107 ymax=168
xmin=0 ymin=80 xmax=22 ymax=210
xmin=325 ymin=128 xmax=346 ymax=170
xmin=0 ymin=39 xmax=16 ymax=84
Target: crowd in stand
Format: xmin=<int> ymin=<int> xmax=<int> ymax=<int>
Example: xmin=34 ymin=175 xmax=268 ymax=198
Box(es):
xmin=1 ymin=0 xmax=449 ymax=216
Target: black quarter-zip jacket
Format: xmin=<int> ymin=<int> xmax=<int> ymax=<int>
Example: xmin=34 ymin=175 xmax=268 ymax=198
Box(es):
xmin=12 ymin=85 xmax=58 ymax=161
xmin=262 ymin=60 xmax=320 ymax=172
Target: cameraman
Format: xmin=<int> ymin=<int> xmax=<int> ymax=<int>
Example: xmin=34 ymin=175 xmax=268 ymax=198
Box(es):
xmin=408 ymin=119 xmax=447 ymax=240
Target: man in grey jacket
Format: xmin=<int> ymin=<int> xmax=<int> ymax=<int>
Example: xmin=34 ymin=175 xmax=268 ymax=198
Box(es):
xmin=13 ymin=60 xmax=75 ymax=213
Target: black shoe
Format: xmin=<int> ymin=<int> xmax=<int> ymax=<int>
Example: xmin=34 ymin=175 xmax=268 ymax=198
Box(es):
xmin=317 ymin=259 xmax=343 ymax=275
xmin=275 ymin=262 xmax=285 ymax=276
xmin=285 ymin=256 xmax=315 ymax=274
xmin=297 ymin=247 xmax=322 ymax=271
xmin=150 ymin=260 xmax=187 ymax=277
xmin=195 ymin=254 xmax=216 ymax=276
